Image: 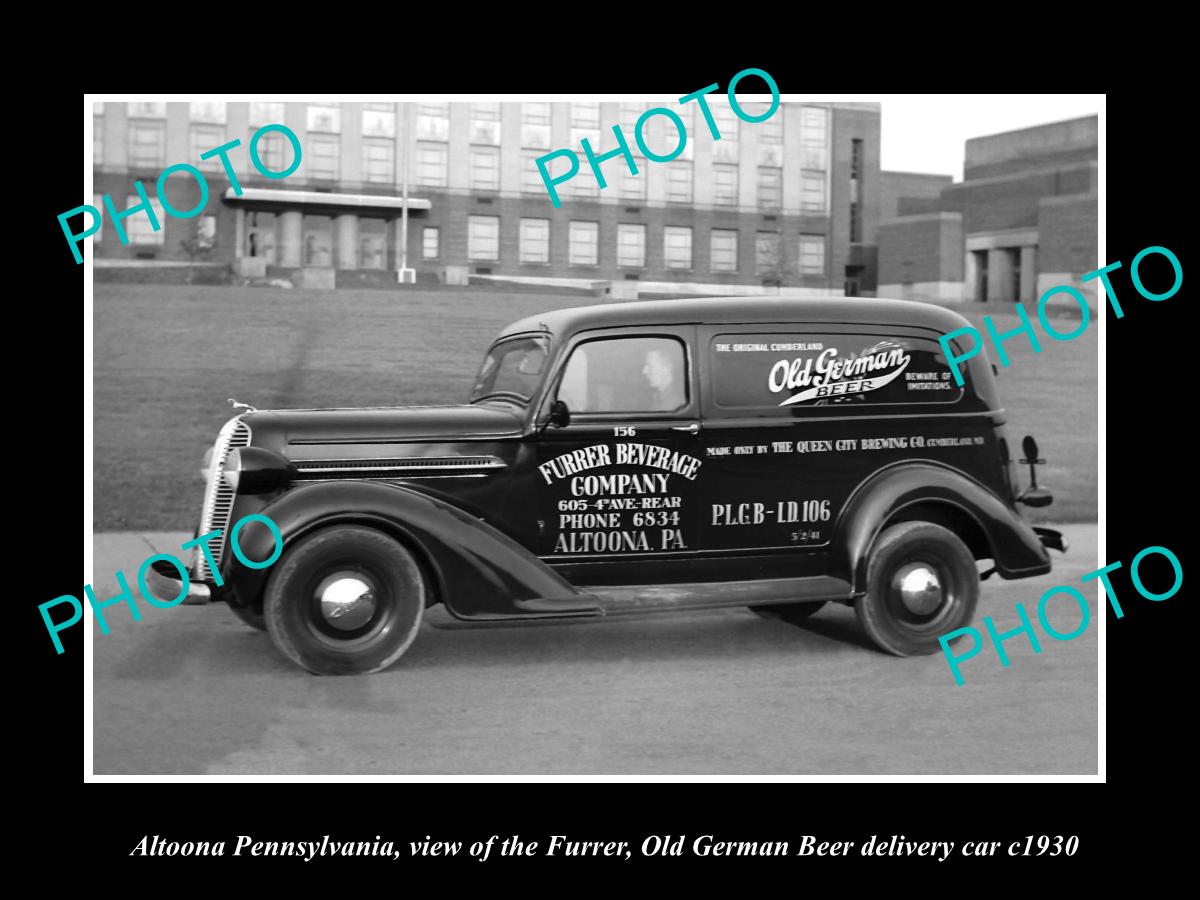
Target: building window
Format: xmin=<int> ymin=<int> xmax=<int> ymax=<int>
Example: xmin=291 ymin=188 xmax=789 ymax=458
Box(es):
xmin=416 ymin=102 xmax=450 ymax=141
xmin=417 ymin=142 xmax=448 ymax=187
xmin=127 ymin=122 xmax=166 ymax=169
xmin=307 ymin=104 xmax=341 ymax=133
xmin=617 ymin=224 xmax=645 ymax=268
xmin=127 ymin=101 xmax=165 ymax=119
xmin=522 ymin=149 xmax=547 ymax=194
xmin=710 ymin=229 xmax=738 ymax=273
xmin=710 ymin=99 xmax=739 ymax=163
xmin=758 ymin=166 xmax=782 ymax=211
xmin=307 ymin=135 xmax=340 ymax=180
xmin=468 ymin=215 xmax=500 ymax=261
xmin=569 ymin=102 xmax=600 ymax=164
xmin=799 ymin=234 xmax=826 ymax=275
xmin=756 ymin=231 xmax=781 ymax=276
xmin=362 ymin=108 xmax=395 ymax=138
xmin=521 ymin=104 xmax=551 ymax=150
xmin=197 ymin=215 xmax=216 ymax=250
xmin=759 ymin=112 xmax=783 ymax=146
xmin=362 ymin=139 xmax=394 ymax=184
xmin=423 ymin=226 xmax=440 ymax=260
xmin=620 ymin=165 xmax=646 ymax=200
xmin=93 ymin=115 xmax=104 ymax=166
xmin=253 ymin=130 xmax=295 ymax=176
xmin=359 ymin=218 xmax=387 ymax=270
xmin=303 ymin=215 xmax=333 ymax=266
xmin=572 ymin=171 xmax=599 ymax=197
xmin=519 ymin=218 xmax=550 ymax=264
xmin=470 ymin=102 xmax=501 ymax=145
xmin=801 ymin=106 xmax=828 ymax=170
xmin=569 ymin=221 xmax=599 ymax=266
xmin=570 ymin=102 xmax=600 ymax=129
xmin=189 ymin=101 xmax=226 ymax=124
xmin=663 ymin=225 xmax=692 ymax=270
xmin=190 ymin=124 xmax=225 ymax=171
xmin=470 ymin=145 xmax=500 ymax=191
xmin=665 ymin=161 xmax=693 ymax=203
xmin=801 ymin=171 xmax=826 ymax=213
xmin=713 ymin=163 xmax=738 ymax=206
xmin=248 ymin=102 xmax=285 ymax=127
xmin=124 ymin=194 xmax=166 ymax=245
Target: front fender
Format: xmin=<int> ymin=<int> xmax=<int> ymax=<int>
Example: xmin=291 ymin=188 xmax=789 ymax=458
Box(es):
xmin=829 ymin=461 xmax=1051 ymax=592
xmin=225 ymin=481 xmax=589 ymax=619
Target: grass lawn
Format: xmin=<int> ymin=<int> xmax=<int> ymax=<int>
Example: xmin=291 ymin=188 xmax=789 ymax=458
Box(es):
xmin=92 ymin=283 xmax=1097 ymax=529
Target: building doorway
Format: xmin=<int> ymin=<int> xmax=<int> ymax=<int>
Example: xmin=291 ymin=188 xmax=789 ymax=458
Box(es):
xmin=974 ymin=250 xmax=988 ymax=302
xmin=245 ymin=211 xmax=277 ymax=265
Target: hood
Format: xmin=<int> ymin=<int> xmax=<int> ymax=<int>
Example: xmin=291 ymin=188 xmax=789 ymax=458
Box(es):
xmin=244 ymin=404 xmax=525 ymax=448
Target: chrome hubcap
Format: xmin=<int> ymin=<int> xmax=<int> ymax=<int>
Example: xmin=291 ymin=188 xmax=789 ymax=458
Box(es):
xmin=316 ymin=574 xmax=377 ymax=631
xmin=892 ymin=563 xmax=943 ymax=615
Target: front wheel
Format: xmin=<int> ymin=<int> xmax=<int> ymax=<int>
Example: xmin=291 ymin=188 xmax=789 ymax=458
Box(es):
xmin=263 ymin=525 xmax=425 ymax=675
xmin=855 ymin=521 xmax=979 ymax=656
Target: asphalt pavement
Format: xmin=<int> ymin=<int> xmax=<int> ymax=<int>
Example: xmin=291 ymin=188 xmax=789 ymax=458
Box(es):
xmin=91 ymin=525 xmax=1098 ymax=775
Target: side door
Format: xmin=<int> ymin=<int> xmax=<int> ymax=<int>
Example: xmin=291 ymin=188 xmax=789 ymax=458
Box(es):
xmin=535 ymin=326 xmax=704 ymax=584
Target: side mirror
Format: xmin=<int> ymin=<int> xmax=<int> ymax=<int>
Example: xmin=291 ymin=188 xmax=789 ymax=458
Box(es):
xmin=1022 ymin=435 xmax=1039 ymax=461
xmin=548 ymin=399 xmax=571 ymax=429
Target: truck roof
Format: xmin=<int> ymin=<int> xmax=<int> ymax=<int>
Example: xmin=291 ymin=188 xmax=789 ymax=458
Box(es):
xmin=498 ymin=296 xmax=973 ymax=339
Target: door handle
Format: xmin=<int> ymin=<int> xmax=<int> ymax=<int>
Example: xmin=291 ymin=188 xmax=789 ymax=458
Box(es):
xmin=670 ymin=423 xmax=700 ymax=434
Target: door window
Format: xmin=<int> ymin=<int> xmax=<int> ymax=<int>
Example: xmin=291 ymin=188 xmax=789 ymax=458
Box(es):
xmin=557 ymin=337 xmax=688 ymax=415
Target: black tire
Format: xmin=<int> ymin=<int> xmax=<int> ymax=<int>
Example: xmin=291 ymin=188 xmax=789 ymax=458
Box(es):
xmin=855 ymin=521 xmax=979 ymax=656
xmin=750 ymin=601 xmax=827 ymax=624
xmin=228 ymin=601 xmax=266 ymax=631
xmin=263 ymin=525 xmax=425 ymax=675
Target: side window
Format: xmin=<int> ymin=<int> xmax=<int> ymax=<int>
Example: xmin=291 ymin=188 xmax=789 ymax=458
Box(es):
xmin=557 ymin=337 xmax=688 ymax=415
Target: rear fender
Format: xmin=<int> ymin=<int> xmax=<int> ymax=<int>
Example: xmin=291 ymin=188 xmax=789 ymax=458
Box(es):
xmin=829 ymin=462 xmax=1051 ymax=593
xmin=225 ymin=481 xmax=586 ymax=619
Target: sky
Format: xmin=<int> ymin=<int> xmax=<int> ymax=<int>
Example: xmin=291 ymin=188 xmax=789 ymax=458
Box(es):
xmin=872 ymin=94 xmax=1103 ymax=181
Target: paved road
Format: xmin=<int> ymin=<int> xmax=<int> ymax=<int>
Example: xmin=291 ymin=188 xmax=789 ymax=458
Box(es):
xmin=91 ymin=525 xmax=1098 ymax=775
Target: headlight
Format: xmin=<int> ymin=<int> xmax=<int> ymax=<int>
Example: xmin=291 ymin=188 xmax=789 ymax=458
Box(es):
xmin=222 ymin=460 xmax=240 ymax=490
xmin=221 ymin=447 xmax=296 ymax=494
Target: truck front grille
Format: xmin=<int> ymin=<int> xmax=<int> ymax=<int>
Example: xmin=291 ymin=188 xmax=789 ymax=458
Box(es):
xmin=194 ymin=416 xmax=252 ymax=582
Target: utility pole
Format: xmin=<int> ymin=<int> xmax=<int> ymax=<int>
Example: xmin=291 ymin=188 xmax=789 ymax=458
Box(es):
xmin=398 ymin=102 xmax=413 ymax=284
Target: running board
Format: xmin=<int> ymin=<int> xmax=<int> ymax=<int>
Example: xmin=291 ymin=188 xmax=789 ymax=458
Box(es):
xmin=580 ymin=575 xmax=855 ymax=615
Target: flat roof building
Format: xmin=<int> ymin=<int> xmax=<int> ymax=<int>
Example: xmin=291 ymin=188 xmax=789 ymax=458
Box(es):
xmin=877 ymin=115 xmax=1098 ymax=306
xmin=91 ymin=100 xmax=883 ymax=296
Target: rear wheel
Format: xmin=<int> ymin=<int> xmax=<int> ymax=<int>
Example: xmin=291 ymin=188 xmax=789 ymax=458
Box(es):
xmin=263 ymin=525 xmax=425 ymax=675
xmin=750 ymin=601 xmax=827 ymax=624
xmin=855 ymin=521 xmax=979 ymax=656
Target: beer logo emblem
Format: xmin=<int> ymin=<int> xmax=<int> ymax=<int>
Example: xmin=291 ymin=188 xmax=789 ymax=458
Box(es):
xmin=768 ymin=341 xmax=910 ymax=406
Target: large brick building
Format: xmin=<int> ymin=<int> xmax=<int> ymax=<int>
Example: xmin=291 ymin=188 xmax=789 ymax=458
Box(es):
xmin=91 ymin=100 xmax=882 ymax=295
xmin=877 ymin=115 xmax=1098 ymax=305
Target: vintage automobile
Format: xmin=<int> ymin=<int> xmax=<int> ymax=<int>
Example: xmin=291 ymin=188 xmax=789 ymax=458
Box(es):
xmin=148 ymin=297 xmax=1066 ymax=675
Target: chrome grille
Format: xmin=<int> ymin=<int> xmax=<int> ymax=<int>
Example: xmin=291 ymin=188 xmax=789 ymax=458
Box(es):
xmin=194 ymin=416 xmax=252 ymax=581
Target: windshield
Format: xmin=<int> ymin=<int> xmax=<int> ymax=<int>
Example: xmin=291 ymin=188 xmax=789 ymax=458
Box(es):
xmin=469 ymin=336 xmax=550 ymax=405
